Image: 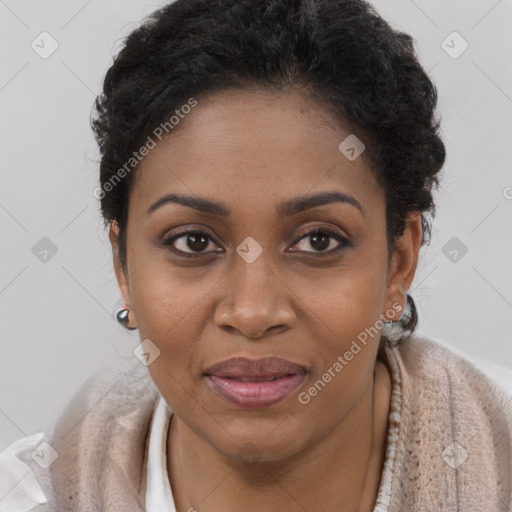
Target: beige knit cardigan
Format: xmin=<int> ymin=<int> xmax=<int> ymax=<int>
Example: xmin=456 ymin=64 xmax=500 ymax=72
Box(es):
xmin=16 ymin=335 xmax=512 ymax=511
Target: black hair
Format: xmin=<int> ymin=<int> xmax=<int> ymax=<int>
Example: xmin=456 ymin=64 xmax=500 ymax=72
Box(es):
xmin=92 ymin=0 xmax=446 ymax=344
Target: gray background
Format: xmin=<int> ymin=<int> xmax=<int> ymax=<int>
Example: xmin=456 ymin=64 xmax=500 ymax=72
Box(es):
xmin=1 ymin=0 xmax=511 ymax=450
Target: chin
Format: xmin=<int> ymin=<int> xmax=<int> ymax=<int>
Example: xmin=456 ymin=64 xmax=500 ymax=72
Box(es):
xmin=208 ymin=420 xmax=309 ymax=464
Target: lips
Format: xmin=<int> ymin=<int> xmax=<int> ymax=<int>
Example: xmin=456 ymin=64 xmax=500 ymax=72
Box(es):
xmin=203 ymin=356 xmax=308 ymax=379
xmin=203 ymin=356 xmax=308 ymax=409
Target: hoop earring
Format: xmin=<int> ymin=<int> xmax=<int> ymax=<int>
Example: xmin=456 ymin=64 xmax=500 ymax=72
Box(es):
xmin=383 ymin=295 xmax=406 ymax=325
xmin=116 ymin=307 xmax=137 ymax=331
xmin=381 ymin=294 xmax=406 ymax=348
xmin=398 ymin=293 xmax=418 ymax=333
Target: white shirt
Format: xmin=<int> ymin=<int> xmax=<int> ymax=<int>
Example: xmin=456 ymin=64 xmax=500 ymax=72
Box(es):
xmin=145 ymin=395 xmax=177 ymax=511
xmin=2 ymin=345 xmax=512 ymax=512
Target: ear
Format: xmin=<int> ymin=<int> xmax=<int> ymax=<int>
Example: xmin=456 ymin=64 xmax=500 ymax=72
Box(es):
xmin=383 ymin=212 xmax=423 ymax=321
xmin=109 ymin=222 xmax=131 ymax=307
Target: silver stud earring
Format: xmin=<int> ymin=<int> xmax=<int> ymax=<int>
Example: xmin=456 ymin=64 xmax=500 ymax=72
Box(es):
xmin=116 ymin=307 xmax=137 ymax=330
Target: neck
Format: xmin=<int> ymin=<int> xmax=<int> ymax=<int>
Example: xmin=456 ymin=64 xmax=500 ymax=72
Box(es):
xmin=167 ymin=360 xmax=391 ymax=512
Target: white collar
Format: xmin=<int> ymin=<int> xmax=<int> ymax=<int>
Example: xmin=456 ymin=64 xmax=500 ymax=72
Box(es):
xmin=145 ymin=394 xmax=176 ymax=512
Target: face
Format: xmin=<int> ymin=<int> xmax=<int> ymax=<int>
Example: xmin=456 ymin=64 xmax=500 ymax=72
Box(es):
xmin=111 ymin=88 xmax=420 ymax=462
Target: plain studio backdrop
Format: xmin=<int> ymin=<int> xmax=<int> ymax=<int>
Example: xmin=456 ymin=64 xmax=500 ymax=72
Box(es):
xmin=1 ymin=0 xmax=511 ymax=450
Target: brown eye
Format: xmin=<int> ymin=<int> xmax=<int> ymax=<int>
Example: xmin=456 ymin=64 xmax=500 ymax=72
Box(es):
xmin=163 ymin=230 xmax=221 ymax=254
xmin=290 ymin=229 xmax=350 ymax=254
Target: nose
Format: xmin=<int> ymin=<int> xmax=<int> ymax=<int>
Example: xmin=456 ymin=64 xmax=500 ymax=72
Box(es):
xmin=213 ymin=251 xmax=296 ymax=339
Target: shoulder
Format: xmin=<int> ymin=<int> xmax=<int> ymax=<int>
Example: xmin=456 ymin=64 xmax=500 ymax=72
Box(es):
xmin=48 ymin=357 xmax=161 ymax=456
xmin=383 ymin=333 xmax=512 ymax=509
xmin=51 ymin=358 xmax=160 ymax=439
xmin=397 ymin=333 xmax=512 ymax=401
xmin=13 ymin=360 xmax=161 ymax=510
xmin=393 ymin=332 xmax=512 ymax=451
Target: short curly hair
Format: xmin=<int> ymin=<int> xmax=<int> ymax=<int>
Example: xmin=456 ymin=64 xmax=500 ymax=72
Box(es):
xmin=92 ymin=0 xmax=446 ymax=344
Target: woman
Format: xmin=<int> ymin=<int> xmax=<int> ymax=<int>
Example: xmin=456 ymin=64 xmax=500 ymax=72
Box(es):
xmin=2 ymin=0 xmax=511 ymax=510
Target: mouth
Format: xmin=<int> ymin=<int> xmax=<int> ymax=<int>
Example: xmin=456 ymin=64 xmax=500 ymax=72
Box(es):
xmin=203 ymin=356 xmax=308 ymax=409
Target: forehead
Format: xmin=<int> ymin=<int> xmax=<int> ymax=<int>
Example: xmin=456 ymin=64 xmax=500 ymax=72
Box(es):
xmin=130 ymin=88 xmax=384 ymax=216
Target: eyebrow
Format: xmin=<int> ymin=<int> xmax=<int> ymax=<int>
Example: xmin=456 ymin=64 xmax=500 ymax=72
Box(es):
xmin=145 ymin=190 xmax=365 ymax=218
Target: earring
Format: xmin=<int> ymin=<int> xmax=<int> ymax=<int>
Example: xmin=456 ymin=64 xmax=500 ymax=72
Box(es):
xmin=392 ymin=300 xmax=405 ymax=324
xmin=383 ymin=294 xmax=406 ymax=324
xmin=116 ymin=307 xmax=137 ymax=330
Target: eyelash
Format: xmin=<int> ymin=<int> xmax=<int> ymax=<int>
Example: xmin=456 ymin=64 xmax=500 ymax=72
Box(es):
xmin=161 ymin=227 xmax=351 ymax=257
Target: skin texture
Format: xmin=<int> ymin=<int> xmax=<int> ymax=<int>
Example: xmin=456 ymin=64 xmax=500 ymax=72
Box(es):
xmin=109 ymin=88 xmax=423 ymax=511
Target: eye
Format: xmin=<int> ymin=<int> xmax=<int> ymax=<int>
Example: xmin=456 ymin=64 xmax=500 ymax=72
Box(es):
xmin=162 ymin=230 xmax=221 ymax=255
xmin=289 ymin=228 xmax=350 ymax=254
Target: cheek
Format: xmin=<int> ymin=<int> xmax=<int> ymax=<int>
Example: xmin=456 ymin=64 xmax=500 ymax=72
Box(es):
xmin=295 ymin=260 xmax=387 ymax=395
xmin=127 ymin=244 xmax=217 ymax=337
xmin=295 ymin=259 xmax=388 ymax=342
xmin=130 ymin=268 xmax=210 ymax=415
xmin=126 ymin=253 xmax=217 ymax=388
xmin=293 ymin=272 xmax=386 ymax=427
